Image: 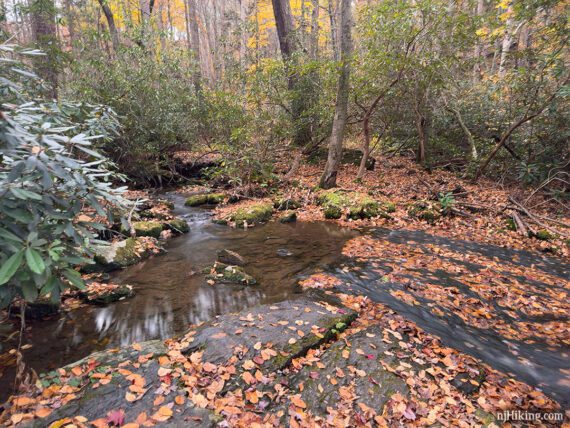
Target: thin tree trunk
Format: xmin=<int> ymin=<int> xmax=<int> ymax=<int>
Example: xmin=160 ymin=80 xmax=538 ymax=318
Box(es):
xmin=31 ymin=0 xmax=58 ymax=99
xmin=472 ymin=0 xmax=486 ymax=81
xmin=320 ymin=0 xmax=352 ymax=189
xmin=187 ymin=0 xmax=203 ymax=98
xmin=97 ymin=0 xmax=119 ymax=51
xmin=498 ymin=4 xmax=515 ymax=78
xmin=309 ymin=0 xmax=320 ymax=60
xmin=327 ymin=0 xmax=339 ymax=61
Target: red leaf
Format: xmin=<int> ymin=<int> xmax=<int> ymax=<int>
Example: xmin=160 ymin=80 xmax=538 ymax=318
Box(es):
xmin=107 ymin=409 xmax=125 ymax=426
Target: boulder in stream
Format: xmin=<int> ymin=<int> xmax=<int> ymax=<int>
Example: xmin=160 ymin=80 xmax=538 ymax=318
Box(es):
xmin=130 ymin=221 xmax=164 ymax=238
xmin=165 ymin=218 xmax=190 ymax=234
xmin=216 ymin=249 xmax=246 ymax=266
xmin=185 ymin=193 xmax=226 ymax=207
xmin=88 ymin=237 xmax=165 ymax=272
xmin=279 ymin=210 xmax=297 ymax=223
xmin=228 ymin=201 xmax=274 ymax=227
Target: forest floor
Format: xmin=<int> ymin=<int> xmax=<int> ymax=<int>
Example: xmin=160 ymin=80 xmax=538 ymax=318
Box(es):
xmin=1 ymin=155 xmax=569 ymax=427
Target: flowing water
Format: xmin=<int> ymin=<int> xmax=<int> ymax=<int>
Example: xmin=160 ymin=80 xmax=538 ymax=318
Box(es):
xmin=0 ymin=194 xmax=568 ymax=409
xmin=0 ymin=194 xmax=357 ymax=401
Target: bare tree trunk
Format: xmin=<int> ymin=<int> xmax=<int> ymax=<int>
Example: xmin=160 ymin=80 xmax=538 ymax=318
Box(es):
xmin=271 ymin=0 xmax=312 ymax=146
xmin=187 ymin=0 xmax=203 ymax=98
xmin=498 ymin=4 xmax=515 ymax=78
xmin=472 ymin=0 xmax=486 ymax=81
xmin=97 ymin=0 xmax=119 ymax=51
xmin=320 ymin=0 xmax=352 ymax=189
xmin=62 ymin=0 xmax=74 ymax=49
xmin=271 ymin=0 xmax=296 ymax=60
xmin=415 ymin=112 xmax=427 ymax=165
xmin=327 ymin=0 xmax=339 ymax=61
xmin=309 ymin=0 xmax=320 ymax=60
xmin=30 ymin=0 xmax=58 ymax=99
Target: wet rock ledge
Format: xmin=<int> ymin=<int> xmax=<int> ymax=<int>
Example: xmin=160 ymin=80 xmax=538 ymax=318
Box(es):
xmin=0 ymin=299 xmax=411 ymax=427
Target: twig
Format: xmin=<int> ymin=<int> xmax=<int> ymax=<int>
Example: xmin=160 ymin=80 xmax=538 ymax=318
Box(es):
xmin=508 ymin=196 xmax=569 ymax=238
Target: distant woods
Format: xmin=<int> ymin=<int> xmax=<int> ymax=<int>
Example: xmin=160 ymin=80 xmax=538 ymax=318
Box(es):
xmin=1 ymin=0 xmax=567 ymax=193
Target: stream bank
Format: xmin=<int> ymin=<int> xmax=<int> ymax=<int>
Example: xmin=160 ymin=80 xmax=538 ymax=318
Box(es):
xmin=0 ymin=190 xmax=568 ymax=426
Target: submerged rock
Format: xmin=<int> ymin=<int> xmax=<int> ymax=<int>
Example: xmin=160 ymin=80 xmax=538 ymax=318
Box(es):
xmin=185 ymin=193 xmax=225 ymax=207
xmin=80 ymin=284 xmax=135 ymax=305
xmin=217 ymin=249 xmax=246 ymax=266
xmin=279 ymin=210 xmax=297 ymax=223
xmin=10 ymin=300 xmax=60 ymax=320
xmin=88 ymin=237 xmax=165 ymax=272
xmin=204 ymin=262 xmax=256 ymax=285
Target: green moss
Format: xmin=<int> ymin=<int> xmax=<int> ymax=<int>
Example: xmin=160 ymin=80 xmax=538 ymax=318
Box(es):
xmin=271 ymin=312 xmax=358 ymax=369
xmin=505 ymin=218 xmax=517 ymax=231
xmin=324 ymin=206 xmax=342 ymax=219
xmin=229 ymin=202 xmax=274 ymax=226
xmin=408 ymin=201 xmax=442 ymax=223
xmin=318 ymin=190 xmax=381 ymax=220
xmin=185 ymin=193 xmax=225 ymax=207
xmin=534 ymin=230 xmax=555 ymax=241
xmin=204 ymin=262 xmax=257 ymax=285
xmin=166 ymin=218 xmax=190 ymax=234
xmin=348 ymin=195 xmax=379 ymax=220
xmin=384 ymin=202 xmax=397 ymax=213
xmin=113 ymin=238 xmax=143 ymax=266
xmin=129 ymin=221 xmax=163 ymax=238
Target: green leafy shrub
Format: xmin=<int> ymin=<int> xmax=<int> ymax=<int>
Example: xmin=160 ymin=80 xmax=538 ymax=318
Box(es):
xmin=0 ymin=43 xmax=128 ymax=308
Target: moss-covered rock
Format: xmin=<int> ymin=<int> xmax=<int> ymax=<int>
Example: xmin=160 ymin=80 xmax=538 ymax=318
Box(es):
xmin=317 ymin=190 xmax=383 ymax=220
xmin=185 ymin=193 xmax=225 ymax=207
xmin=130 ymin=221 xmax=163 ymax=238
xmin=228 ymin=202 xmax=274 ymax=227
xmin=273 ymin=197 xmax=301 ymax=211
xmin=89 ymin=238 xmax=165 ymax=272
xmin=204 ymin=262 xmax=257 ymax=285
xmin=408 ymin=201 xmax=442 ymax=223
xmin=279 ymin=210 xmax=297 ymax=223
xmin=165 ymin=218 xmax=190 ymax=234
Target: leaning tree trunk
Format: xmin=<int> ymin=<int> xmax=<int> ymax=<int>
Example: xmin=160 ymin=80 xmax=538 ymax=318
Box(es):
xmin=320 ymin=0 xmax=352 ymax=189
xmin=30 ymin=0 xmax=58 ymax=99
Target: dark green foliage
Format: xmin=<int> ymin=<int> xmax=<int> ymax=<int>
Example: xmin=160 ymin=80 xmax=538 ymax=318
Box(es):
xmin=0 ymin=44 xmax=128 ymax=308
